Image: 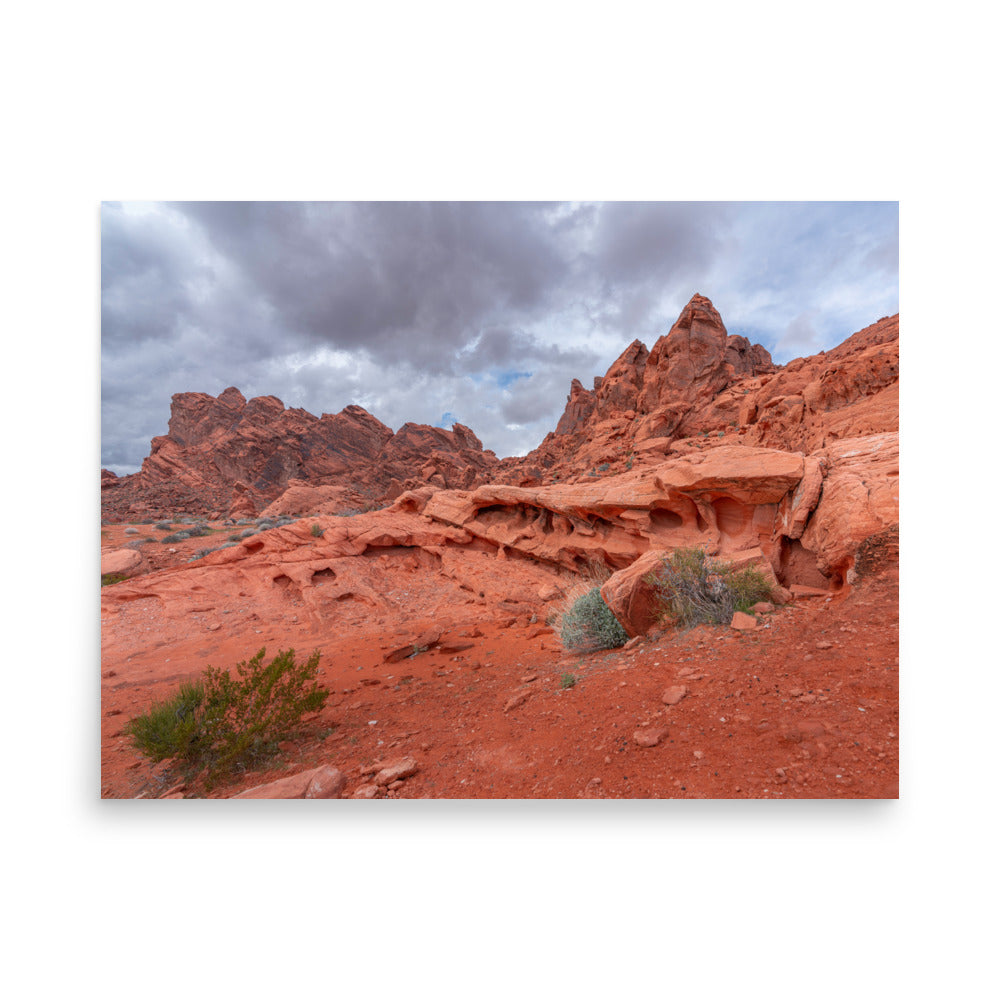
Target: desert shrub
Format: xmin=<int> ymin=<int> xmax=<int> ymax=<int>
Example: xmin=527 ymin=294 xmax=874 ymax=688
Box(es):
xmin=185 ymin=525 xmax=211 ymax=538
xmin=124 ymin=526 xmax=140 ymax=536
xmin=101 ymin=572 xmax=128 ymax=586
xmin=647 ymin=548 xmax=772 ymax=628
xmin=161 ymin=531 xmax=191 ymax=543
xmin=310 ymin=522 xmax=323 ymax=537
xmin=559 ymin=586 xmax=628 ymax=652
xmin=560 ymin=673 xmax=577 ymax=689
xmin=125 ymin=647 xmax=329 ymax=785
xmin=124 ymin=679 xmax=205 ymax=761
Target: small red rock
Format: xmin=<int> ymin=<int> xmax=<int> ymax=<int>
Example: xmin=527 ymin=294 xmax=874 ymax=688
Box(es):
xmin=634 ymin=727 xmax=668 ymax=748
xmin=661 ymin=685 xmax=688 ymax=706
xmin=374 ymin=757 xmax=419 ymax=786
xmin=503 ymin=690 xmax=532 ymax=713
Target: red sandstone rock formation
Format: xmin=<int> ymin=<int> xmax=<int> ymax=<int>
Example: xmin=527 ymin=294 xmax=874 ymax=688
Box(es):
xmin=102 ymin=432 xmax=894 ymax=639
xmin=101 ymin=389 xmax=499 ymax=521
xmin=496 ymin=295 xmax=778 ymax=485
xmin=101 ymin=296 xmax=901 ymax=800
xmin=497 ymin=295 xmax=896 ymax=488
xmin=101 ymin=294 xmax=899 ymax=612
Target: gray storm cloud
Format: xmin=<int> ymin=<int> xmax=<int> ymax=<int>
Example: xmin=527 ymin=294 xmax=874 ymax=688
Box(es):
xmin=101 ymin=201 xmax=898 ymax=474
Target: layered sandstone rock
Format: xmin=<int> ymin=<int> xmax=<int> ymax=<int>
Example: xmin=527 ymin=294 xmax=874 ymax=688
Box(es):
xmin=101 ymin=389 xmax=499 ymax=521
xmin=101 ymin=296 xmax=899 ymax=647
xmin=103 ymin=437 xmax=876 ymax=643
xmin=498 ymin=295 xmax=897 ymax=487
xmin=497 ymin=294 xmax=778 ymax=484
xmin=407 ymin=445 xmax=814 ymax=574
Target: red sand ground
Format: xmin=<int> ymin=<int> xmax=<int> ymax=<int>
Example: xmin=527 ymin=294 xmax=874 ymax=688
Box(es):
xmin=100 ymin=523 xmax=898 ymax=799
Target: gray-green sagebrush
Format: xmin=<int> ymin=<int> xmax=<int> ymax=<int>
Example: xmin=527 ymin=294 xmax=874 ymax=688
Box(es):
xmin=559 ymin=587 xmax=629 ymax=651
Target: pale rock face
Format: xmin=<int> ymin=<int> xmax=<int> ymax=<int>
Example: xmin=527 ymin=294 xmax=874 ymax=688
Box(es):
xmin=799 ymin=433 xmax=899 ymax=579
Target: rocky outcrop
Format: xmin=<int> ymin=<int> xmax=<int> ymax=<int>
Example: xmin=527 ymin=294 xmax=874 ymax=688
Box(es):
xmin=407 ymin=445 xmax=815 ymax=574
xmin=104 ymin=432 xmax=887 ymax=640
xmin=797 ymin=432 xmax=899 ymax=581
xmin=101 ymin=295 xmax=899 ymax=647
xmin=497 ymin=294 xmax=778 ymax=485
xmin=101 ymin=390 xmax=500 ymax=521
xmin=497 ymin=295 xmax=897 ymax=489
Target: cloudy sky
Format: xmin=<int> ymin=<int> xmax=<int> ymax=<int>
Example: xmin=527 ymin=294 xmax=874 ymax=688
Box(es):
xmin=101 ymin=201 xmax=898 ymax=475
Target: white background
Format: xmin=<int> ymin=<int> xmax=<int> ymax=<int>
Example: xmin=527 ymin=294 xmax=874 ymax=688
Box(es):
xmin=4 ymin=2 xmax=993 ymax=997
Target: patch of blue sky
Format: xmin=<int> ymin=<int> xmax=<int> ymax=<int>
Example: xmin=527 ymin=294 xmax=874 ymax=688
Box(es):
xmin=495 ymin=370 xmax=532 ymax=390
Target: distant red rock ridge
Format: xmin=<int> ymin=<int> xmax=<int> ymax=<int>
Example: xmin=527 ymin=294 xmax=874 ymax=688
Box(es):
xmin=101 ymin=386 xmax=499 ymax=521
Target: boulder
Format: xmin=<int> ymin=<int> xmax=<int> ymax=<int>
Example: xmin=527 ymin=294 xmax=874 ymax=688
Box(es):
xmin=232 ymin=765 xmax=346 ymax=799
xmin=374 ymin=757 xmax=419 ymax=786
xmin=101 ymin=547 xmax=144 ymax=577
xmin=799 ymin=433 xmax=899 ymax=582
xmin=600 ymin=550 xmax=669 ymax=638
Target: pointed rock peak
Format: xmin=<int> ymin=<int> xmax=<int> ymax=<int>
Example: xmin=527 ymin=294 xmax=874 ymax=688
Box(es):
xmin=218 ymin=386 xmax=246 ymax=408
xmin=451 ymin=423 xmax=485 ymax=451
xmin=607 ymin=338 xmax=650 ymax=375
xmin=670 ymin=294 xmax=727 ymax=335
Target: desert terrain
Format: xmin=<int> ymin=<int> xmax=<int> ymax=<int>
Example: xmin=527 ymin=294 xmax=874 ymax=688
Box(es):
xmin=100 ymin=295 xmax=899 ymax=798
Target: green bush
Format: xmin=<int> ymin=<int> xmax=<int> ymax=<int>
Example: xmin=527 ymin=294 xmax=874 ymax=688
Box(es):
xmin=647 ymin=548 xmax=772 ymax=628
xmin=125 ymin=647 xmax=329 ymax=785
xmin=124 ymin=680 xmax=206 ymax=761
xmin=310 ymin=522 xmax=324 ymax=537
xmin=559 ymin=586 xmax=629 ymax=652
